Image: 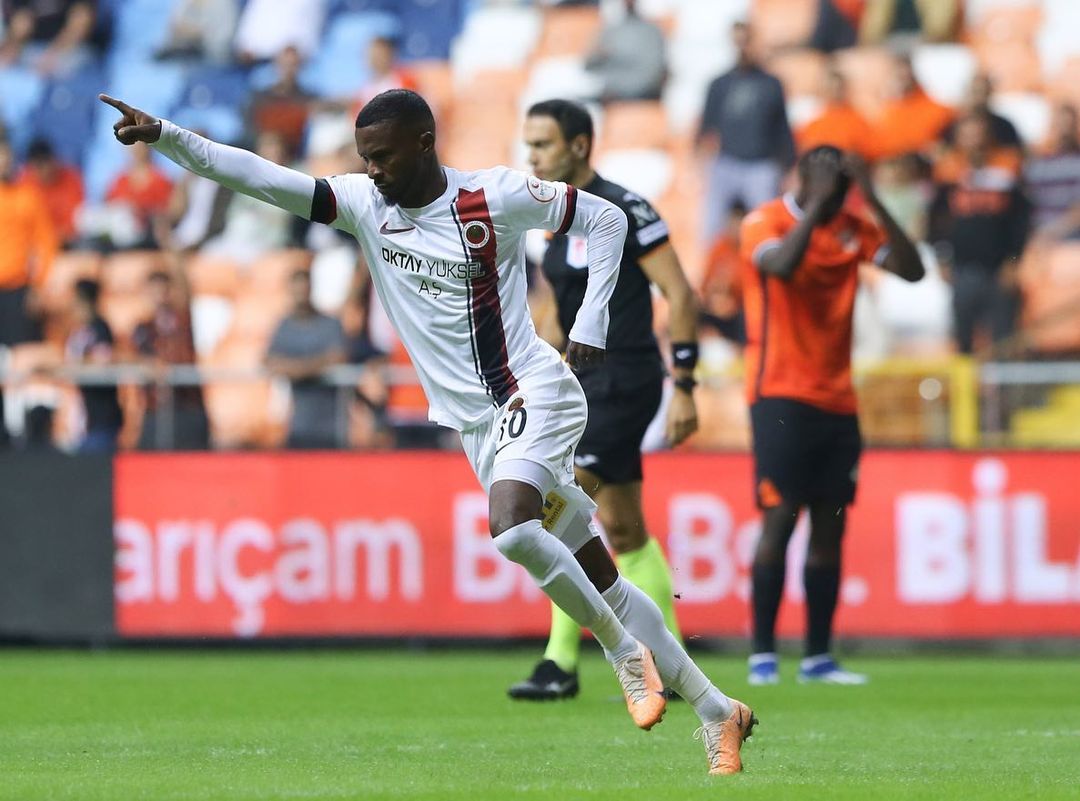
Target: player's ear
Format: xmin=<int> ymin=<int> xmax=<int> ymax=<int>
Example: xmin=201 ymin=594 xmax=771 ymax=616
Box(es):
xmin=570 ymin=134 xmax=589 ymax=159
xmin=418 ymin=131 xmax=436 ymax=154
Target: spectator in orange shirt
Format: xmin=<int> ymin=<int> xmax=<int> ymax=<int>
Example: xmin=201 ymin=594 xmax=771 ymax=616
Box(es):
xmin=739 ymin=145 xmax=923 ymax=685
xmin=18 ymin=138 xmax=84 ymax=246
xmin=871 ymin=54 xmax=953 ymax=161
xmin=0 ymin=136 xmax=57 ymax=347
xmin=700 ymin=202 xmax=747 ymax=343
xmin=797 ymin=67 xmax=874 ymax=160
xmin=352 ymin=37 xmax=418 ymax=115
xmin=249 ymin=46 xmax=316 ymax=158
xmin=105 ymin=142 xmax=174 ymax=248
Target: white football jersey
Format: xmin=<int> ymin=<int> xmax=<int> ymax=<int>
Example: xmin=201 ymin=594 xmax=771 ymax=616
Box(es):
xmin=151 ymin=122 xmax=626 ymax=431
xmin=325 ymin=167 xmax=580 ymax=430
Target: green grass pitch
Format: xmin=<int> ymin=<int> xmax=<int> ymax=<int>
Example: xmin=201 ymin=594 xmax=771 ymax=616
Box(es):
xmin=1 ymin=649 xmax=1078 ymax=800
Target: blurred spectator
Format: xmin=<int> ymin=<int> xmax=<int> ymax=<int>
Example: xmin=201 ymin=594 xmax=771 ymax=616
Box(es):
xmin=250 ymin=46 xmax=316 ymax=157
xmin=132 ymin=270 xmax=210 ymax=450
xmin=105 ymin=142 xmax=174 ymax=249
xmin=165 ymin=171 xmax=233 ymax=253
xmin=583 ymin=0 xmax=665 ymax=102
xmin=201 ymin=131 xmax=301 ymax=264
xmin=796 ymin=67 xmax=874 ymax=160
xmin=697 ymin=22 xmax=794 ymax=242
xmin=700 ymin=202 xmax=747 ymax=344
xmin=18 ymin=138 xmax=83 ymax=246
xmin=943 ymin=73 xmax=1021 ymax=151
xmin=1026 ymin=104 xmax=1080 ymax=239
xmin=234 ymin=0 xmax=325 ymax=64
xmin=873 ymin=152 xmax=932 ymax=240
xmin=860 ymin=0 xmax=960 ymax=46
xmin=871 ymin=54 xmax=954 ymax=162
xmin=929 ymin=113 xmax=1030 ymax=354
xmin=266 ymin=269 xmax=347 ymax=450
xmin=155 ymin=0 xmax=239 ymax=64
xmin=0 ymin=0 xmax=97 ymax=76
xmin=65 ymin=278 xmax=122 ymax=453
xmin=353 ymin=37 xmax=418 ymax=113
xmin=808 ymin=0 xmax=860 ymax=53
xmin=0 ymin=136 xmax=56 ymax=348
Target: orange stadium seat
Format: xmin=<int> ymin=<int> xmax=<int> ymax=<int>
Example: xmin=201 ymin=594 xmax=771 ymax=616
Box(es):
xmin=766 ymin=48 xmax=829 ymax=101
xmin=40 ymin=250 xmax=102 ymax=313
xmin=1021 ymin=243 xmax=1080 ymax=353
xmin=226 ymin=294 xmax=288 ymax=342
xmin=599 ymin=102 xmax=670 ymax=150
xmin=185 ymin=253 xmax=242 ymax=297
xmin=463 ymin=68 xmax=528 ymax=107
xmin=536 ymin=6 xmax=602 ymax=58
xmin=247 ymin=249 xmax=313 ymax=295
xmin=971 ymin=3 xmax=1043 ymax=46
xmin=750 ymin=0 xmax=817 ymax=55
xmin=974 ymin=40 xmax=1043 ymax=93
xmin=6 ymin=341 xmax=63 ymax=376
xmin=101 ymin=250 xmax=167 ymax=295
xmin=100 ymin=293 xmax=152 ymax=344
xmin=1047 ymin=56 xmax=1080 ymax=110
xmin=410 ymin=60 xmax=455 ymax=119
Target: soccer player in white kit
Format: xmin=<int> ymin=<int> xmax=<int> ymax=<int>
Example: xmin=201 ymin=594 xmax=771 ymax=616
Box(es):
xmin=99 ymin=89 xmax=756 ymax=775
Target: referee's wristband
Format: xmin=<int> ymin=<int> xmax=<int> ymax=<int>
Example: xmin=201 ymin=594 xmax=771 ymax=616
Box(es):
xmin=671 ymin=342 xmax=699 ymax=371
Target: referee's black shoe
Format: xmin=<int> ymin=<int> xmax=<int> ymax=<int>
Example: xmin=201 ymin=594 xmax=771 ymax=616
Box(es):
xmin=507 ymin=660 xmax=579 ymax=701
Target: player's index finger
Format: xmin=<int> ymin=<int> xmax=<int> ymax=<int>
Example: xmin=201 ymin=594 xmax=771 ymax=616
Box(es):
xmin=98 ymin=94 xmax=133 ymax=115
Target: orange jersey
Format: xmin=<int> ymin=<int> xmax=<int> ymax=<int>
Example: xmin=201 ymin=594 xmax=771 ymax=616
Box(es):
xmin=739 ymin=194 xmax=887 ymax=414
xmin=871 ymin=88 xmax=954 ymax=161
xmin=0 ymin=179 xmax=57 ymax=290
xmin=797 ymin=103 xmax=875 ymax=161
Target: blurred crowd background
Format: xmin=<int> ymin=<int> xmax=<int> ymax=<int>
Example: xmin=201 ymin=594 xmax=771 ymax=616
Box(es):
xmin=1 ymin=0 xmax=1079 ymax=455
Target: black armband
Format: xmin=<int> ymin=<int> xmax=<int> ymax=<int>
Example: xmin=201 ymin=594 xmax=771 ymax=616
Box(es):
xmin=671 ymin=342 xmax=699 ymax=371
xmin=311 ymin=178 xmax=338 ymax=225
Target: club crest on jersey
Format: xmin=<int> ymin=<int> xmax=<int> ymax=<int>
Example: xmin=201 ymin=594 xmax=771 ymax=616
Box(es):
xmin=527 ymin=176 xmax=557 ymax=203
xmin=463 ymin=220 xmax=491 ymax=249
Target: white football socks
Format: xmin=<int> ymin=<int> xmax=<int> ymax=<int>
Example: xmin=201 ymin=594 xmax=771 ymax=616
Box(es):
xmin=494 ymin=520 xmax=638 ymax=663
xmin=602 ymin=576 xmax=733 ymax=724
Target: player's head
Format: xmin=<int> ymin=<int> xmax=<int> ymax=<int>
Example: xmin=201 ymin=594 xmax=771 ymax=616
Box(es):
xmin=524 ymin=99 xmax=593 ymax=183
xmin=967 ymin=72 xmax=994 ymax=109
xmin=354 ymin=89 xmax=437 ymax=206
xmin=73 ymin=278 xmax=101 ymax=321
xmin=797 ymin=145 xmax=850 ymax=221
xmin=287 ymin=268 xmax=312 ymax=310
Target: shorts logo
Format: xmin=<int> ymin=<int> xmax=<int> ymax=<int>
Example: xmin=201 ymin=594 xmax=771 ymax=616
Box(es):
xmin=463 ymin=220 xmax=491 ymax=248
xmin=575 ymin=454 xmax=599 ymax=468
xmin=527 ymin=176 xmax=557 ymax=203
xmin=541 ymin=492 xmax=567 ymax=532
xmin=758 ymin=478 xmax=783 ymax=508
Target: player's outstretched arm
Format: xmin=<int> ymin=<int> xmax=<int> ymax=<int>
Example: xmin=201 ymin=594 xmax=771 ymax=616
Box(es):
xmin=564 ymin=190 xmax=628 ymax=370
xmin=842 ymin=153 xmax=925 ymax=282
xmin=99 ymin=94 xmax=325 ymax=223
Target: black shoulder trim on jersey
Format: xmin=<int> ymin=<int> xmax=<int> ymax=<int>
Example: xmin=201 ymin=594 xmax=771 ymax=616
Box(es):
xmin=556 ymin=184 xmax=578 ymax=235
xmin=311 ymin=178 xmax=338 ymax=225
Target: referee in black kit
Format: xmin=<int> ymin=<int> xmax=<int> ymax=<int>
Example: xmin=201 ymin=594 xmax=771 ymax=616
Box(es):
xmin=509 ymin=99 xmax=701 ymax=700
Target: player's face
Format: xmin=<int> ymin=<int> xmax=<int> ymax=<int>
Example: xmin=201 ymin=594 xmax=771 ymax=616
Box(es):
xmin=355 ymin=121 xmax=425 ymax=206
xmin=524 ymin=116 xmax=576 ymax=183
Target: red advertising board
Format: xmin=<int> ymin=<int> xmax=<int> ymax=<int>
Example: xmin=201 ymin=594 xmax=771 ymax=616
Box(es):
xmin=114 ymin=451 xmax=1080 ymax=639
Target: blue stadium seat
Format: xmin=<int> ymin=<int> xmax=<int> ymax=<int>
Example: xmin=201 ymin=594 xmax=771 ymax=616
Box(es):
xmin=0 ymin=68 xmax=46 ymax=153
xmin=83 ymin=134 xmax=129 ymax=201
xmin=303 ymin=12 xmax=401 ymax=98
xmin=181 ymin=66 xmax=252 ymax=111
xmin=398 ymin=0 xmax=466 ymax=61
xmin=32 ymin=64 xmax=105 ymax=166
xmin=110 ymin=0 xmax=179 ymax=59
xmin=329 ymin=0 xmax=401 ymax=16
xmin=171 ymin=105 xmax=246 ymax=144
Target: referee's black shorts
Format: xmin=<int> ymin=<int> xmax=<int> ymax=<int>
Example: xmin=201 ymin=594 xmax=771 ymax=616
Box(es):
xmin=574 ymin=353 xmax=664 ymax=485
xmin=749 ymin=396 xmax=862 ymax=509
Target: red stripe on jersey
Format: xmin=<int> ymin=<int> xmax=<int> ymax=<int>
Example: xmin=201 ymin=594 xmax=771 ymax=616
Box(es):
xmin=556 ymin=184 xmax=578 ymax=235
xmin=455 ymin=187 xmax=519 ymax=405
